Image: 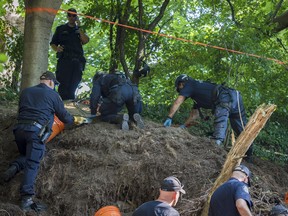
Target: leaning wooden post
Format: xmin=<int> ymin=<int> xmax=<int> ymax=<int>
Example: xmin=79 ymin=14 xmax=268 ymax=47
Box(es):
xmin=201 ymin=104 xmax=277 ymax=216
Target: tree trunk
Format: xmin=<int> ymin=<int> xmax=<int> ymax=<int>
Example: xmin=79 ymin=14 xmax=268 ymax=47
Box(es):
xmin=21 ymin=0 xmax=62 ymax=90
xmin=132 ymin=0 xmax=170 ymax=84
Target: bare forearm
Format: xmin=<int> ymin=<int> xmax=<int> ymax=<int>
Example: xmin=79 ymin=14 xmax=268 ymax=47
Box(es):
xmin=236 ymin=199 xmax=253 ymax=216
xmin=168 ymin=96 xmax=185 ymax=118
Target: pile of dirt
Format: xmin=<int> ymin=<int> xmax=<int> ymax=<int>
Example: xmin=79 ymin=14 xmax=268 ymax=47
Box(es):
xmin=0 ymin=101 xmax=287 ymax=216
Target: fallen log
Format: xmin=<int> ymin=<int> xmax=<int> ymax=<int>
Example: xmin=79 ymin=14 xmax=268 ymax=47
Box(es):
xmin=201 ymin=103 xmax=277 ymax=216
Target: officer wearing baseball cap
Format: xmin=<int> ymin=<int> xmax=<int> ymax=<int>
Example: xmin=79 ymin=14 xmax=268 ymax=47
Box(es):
xmin=209 ymin=164 xmax=253 ymax=216
xmin=0 ymin=71 xmax=74 ymax=212
xmin=132 ymin=176 xmax=185 ymax=216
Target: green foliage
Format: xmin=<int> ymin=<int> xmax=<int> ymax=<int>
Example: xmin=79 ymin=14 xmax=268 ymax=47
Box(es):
xmin=2 ymin=0 xmax=287 ymax=162
xmin=0 ymin=53 xmax=8 ymax=72
xmin=0 ymin=88 xmax=18 ymax=102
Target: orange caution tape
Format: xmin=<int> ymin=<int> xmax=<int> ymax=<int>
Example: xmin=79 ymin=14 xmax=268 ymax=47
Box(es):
xmin=25 ymin=7 xmax=286 ymax=66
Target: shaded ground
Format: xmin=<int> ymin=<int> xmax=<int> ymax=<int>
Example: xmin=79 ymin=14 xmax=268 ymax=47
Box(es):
xmin=0 ymin=100 xmax=287 ymax=216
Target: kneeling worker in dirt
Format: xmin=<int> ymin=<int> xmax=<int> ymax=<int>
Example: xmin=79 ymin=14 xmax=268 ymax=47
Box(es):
xmin=0 ymin=71 xmax=80 ymax=212
xmin=132 ymin=176 xmax=186 ymax=216
xmin=208 ymin=164 xmax=253 ymax=216
xmin=90 ymin=71 xmax=144 ymax=130
xmin=164 ymin=74 xmax=253 ymax=162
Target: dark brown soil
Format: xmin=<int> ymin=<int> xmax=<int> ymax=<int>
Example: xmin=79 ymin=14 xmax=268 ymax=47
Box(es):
xmin=0 ymin=101 xmax=287 ymax=216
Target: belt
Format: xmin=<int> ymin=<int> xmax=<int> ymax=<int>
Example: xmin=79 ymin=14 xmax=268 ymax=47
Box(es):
xmin=17 ymin=120 xmax=43 ymax=129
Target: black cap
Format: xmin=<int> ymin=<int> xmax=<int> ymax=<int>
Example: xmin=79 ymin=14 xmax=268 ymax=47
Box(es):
xmin=160 ymin=176 xmax=186 ymax=194
xmin=40 ymin=71 xmax=60 ymax=85
xmin=67 ymin=8 xmax=77 ymax=16
xmin=233 ymin=164 xmax=251 ymax=187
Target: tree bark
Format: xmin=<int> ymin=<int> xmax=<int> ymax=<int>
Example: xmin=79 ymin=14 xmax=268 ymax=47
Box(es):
xmin=21 ymin=0 xmax=62 ymax=90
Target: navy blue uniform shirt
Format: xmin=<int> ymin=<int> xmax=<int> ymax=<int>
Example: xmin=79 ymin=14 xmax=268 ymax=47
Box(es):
xmin=89 ymin=74 xmax=129 ymax=115
xmin=178 ymin=78 xmax=215 ymax=109
xmin=18 ymin=83 xmax=74 ymax=129
xmin=209 ymin=178 xmax=253 ymax=216
xmin=132 ymin=200 xmax=179 ymax=216
xmin=50 ymin=23 xmax=83 ymax=57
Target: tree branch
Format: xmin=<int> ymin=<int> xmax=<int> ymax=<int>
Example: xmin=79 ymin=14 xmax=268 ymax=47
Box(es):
xmin=226 ymin=0 xmax=240 ymax=26
xmin=271 ymin=0 xmax=284 ymax=20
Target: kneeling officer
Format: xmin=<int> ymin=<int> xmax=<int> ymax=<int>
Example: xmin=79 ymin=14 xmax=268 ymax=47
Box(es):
xmin=90 ymin=72 xmax=144 ymax=130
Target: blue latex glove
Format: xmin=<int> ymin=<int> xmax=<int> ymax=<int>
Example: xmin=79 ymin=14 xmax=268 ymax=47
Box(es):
xmin=164 ymin=118 xmax=172 ymax=127
xmin=179 ymin=124 xmax=186 ymax=129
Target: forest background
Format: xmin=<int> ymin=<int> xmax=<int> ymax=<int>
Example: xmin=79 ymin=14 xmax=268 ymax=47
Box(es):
xmin=0 ymin=0 xmax=287 ymax=164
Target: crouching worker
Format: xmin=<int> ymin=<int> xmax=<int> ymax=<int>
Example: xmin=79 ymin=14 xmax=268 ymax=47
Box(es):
xmin=0 ymin=71 xmax=75 ymax=212
xmin=164 ymin=74 xmax=253 ymax=162
xmin=89 ymin=71 xmax=144 ymax=130
xmin=132 ymin=176 xmax=186 ymax=216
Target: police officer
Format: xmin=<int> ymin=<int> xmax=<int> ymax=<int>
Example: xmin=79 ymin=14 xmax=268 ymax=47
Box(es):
xmin=164 ymin=74 xmax=252 ymax=162
xmin=132 ymin=176 xmax=186 ymax=216
xmin=209 ymin=164 xmax=253 ymax=216
xmin=89 ymin=72 xmax=144 ymax=130
xmin=270 ymin=204 xmax=288 ymax=216
xmin=0 ymin=71 xmax=74 ymax=212
xmin=50 ymin=8 xmax=89 ymax=100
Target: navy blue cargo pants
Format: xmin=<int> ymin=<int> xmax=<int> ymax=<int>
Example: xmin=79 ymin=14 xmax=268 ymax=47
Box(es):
xmin=56 ymin=58 xmax=84 ymax=100
xmin=213 ymin=87 xmax=253 ymax=157
xmin=99 ymin=83 xmax=142 ymax=123
xmin=12 ymin=125 xmax=45 ymax=197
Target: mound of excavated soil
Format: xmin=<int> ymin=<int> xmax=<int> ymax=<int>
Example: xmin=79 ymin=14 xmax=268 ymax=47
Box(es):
xmin=0 ymin=101 xmax=287 ymax=216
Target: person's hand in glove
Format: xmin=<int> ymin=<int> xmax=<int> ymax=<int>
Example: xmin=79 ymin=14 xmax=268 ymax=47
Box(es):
xmin=74 ymin=116 xmax=85 ymax=125
xmin=163 ymin=117 xmax=172 ymax=127
xmin=179 ymin=124 xmax=186 ymax=129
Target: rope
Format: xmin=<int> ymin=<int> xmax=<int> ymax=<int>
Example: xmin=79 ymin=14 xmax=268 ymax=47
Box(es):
xmin=24 ymin=7 xmax=287 ymax=66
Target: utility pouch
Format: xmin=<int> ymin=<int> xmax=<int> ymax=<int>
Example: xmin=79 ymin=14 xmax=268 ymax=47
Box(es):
xmin=38 ymin=121 xmax=51 ymax=143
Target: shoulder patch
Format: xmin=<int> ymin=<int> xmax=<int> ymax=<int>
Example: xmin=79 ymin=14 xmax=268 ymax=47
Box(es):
xmin=242 ymin=185 xmax=249 ymax=194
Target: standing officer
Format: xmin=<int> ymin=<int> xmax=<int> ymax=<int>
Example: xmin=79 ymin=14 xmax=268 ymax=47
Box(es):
xmin=164 ymin=74 xmax=252 ymax=162
xmin=209 ymin=164 xmax=253 ymax=216
xmin=0 ymin=71 xmax=74 ymax=212
xmin=50 ymin=8 xmax=90 ymax=100
xmin=132 ymin=176 xmax=186 ymax=216
xmin=90 ymin=72 xmax=144 ymax=130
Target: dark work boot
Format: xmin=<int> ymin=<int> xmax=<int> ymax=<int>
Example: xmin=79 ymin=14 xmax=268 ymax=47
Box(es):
xmin=121 ymin=113 xmax=129 ymax=131
xmin=0 ymin=165 xmax=17 ymax=184
xmin=21 ymin=196 xmax=47 ymax=213
xmin=133 ymin=113 xmax=144 ymax=129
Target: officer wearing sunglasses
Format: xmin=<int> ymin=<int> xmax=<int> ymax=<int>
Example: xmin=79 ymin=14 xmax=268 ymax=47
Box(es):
xmin=50 ymin=8 xmax=90 ymax=101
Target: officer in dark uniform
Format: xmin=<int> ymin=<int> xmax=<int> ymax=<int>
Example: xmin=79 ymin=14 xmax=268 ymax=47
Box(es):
xmin=270 ymin=204 xmax=288 ymax=216
xmin=50 ymin=8 xmax=89 ymax=100
xmin=90 ymin=72 xmax=144 ymax=130
xmin=163 ymin=74 xmax=252 ymax=161
xmin=0 ymin=71 xmax=74 ymax=212
xmin=209 ymin=164 xmax=253 ymax=216
xmin=132 ymin=176 xmax=185 ymax=216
